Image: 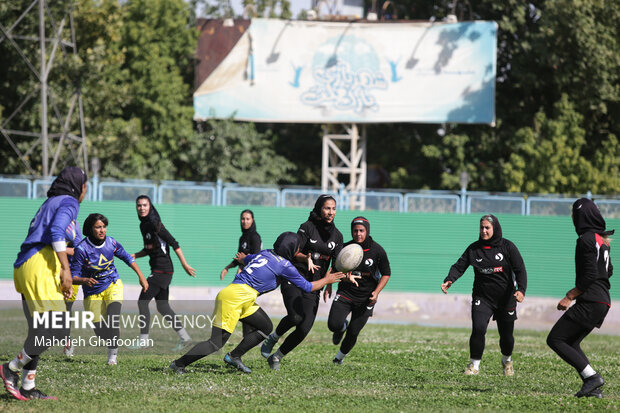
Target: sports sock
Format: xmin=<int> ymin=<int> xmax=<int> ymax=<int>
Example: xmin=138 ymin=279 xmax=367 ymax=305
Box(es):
xmin=335 ymin=350 xmax=347 ymax=361
xmin=177 ymin=328 xmax=191 ymax=342
xmin=9 ymin=349 xmax=32 ymax=371
xmin=21 ymin=369 xmax=36 ymax=391
xmin=580 ymin=365 xmax=596 ymax=379
xmin=470 ymin=359 xmax=481 ymax=370
xmin=108 ymin=348 xmax=118 ymax=363
xmin=270 ymin=332 xmax=280 ymax=341
xmin=139 ymin=333 xmax=149 ymax=346
xmin=273 ymin=349 xmax=284 ymax=360
xmin=501 ymin=354 xmax=511 ymax=364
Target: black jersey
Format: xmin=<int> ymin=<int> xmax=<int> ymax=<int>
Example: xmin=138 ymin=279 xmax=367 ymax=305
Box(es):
xmin=575 ymin=231 xmax=613 ymax=305
xmin=295 ymin=220 xmax=343 ymax=283
xmin=140 ymin=221 xmax=179 ymax=287
xmin=337 ymin=239 xmax=390 ymax=303
xmin=229 ymin=231 xmax=262 ymax=269
xmin=445 ymin=238 xmax=527 ymax=307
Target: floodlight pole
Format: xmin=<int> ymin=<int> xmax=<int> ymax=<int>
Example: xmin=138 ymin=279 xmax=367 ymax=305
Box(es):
xmin=321 ymin=124 xmax=367 ymax=210
xmin=39 ymin=0 xmax=48 ymax=176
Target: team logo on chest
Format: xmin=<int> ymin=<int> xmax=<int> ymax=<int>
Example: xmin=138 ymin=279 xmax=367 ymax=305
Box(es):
xmin=495 ymin=253 xmax=504 ymax=261
xmin=328 ymin=241 xmax=335 ymax=250
xmin=242 ymin=242 xmax=247 ymax=249
xmin=146 ymin=233 xmax=151 ymax=240
xmin=365 ymin=258 xmax=374 ymax=267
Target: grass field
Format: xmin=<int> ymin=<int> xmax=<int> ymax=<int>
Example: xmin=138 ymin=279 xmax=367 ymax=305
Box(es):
xmin=0 ymin=310 xmax=618 ymax=412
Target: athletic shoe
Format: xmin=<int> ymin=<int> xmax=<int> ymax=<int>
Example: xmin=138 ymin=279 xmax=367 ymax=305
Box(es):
xmin=107 ymin=359 xmax=117 ymax=366
xmin=169 ymin=360 xmax=186 ymax=375
xmin=464 ymin=363 xmax=479 ymax=375
xmin=333 ymin=357 xmax=343 ymax=365
xmin=1 ymin=363 xmax=26 ymax=401
xmin=575 ymin=373 xmax=604 ymax=398
xmin=502 ymin=360 xmax=514 ymax=376
xmin=224 ymin=353 xmax=251 ymax=374
xmin=19 ymin=387 xmax=58 ymax=400
xmin=332 ymin=320 xmax=348 ymax=345
xmin=261 ymin=335 xmax=277 ymax=358
xmin=63 ymin=342 xmax=74 ymax=357
xmin=267 ymin=354 xmax=280 ymax=371
xmin=585 ymin=388 xmax=603 ymax=399
xmin=171 ymin=339 xmax=193 ymax=352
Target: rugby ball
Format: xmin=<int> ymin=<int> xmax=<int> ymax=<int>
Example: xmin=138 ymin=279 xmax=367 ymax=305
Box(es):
xmin=335 ymin=244 xmax=364 ymax=272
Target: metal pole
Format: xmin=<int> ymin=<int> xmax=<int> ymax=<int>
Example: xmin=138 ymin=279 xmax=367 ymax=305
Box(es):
xmin=39 ymin=0 xmax=48 ymax=176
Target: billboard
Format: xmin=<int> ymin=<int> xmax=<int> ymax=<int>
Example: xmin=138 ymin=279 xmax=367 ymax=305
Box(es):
xmin=194 ymin=19 xmax=497 ymax=124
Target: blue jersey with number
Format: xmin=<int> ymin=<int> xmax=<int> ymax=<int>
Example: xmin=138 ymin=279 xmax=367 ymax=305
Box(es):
xmin=232 ymin=250 xmax=312 ymax=294
xmin=15 ymin=195 xmax=80 ymax=268
xmin=71 ymin=236 xmax=134 ymax=297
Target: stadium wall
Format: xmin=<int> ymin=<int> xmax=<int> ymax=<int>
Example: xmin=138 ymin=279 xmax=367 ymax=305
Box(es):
xmin=1 ymin=197 xmax=618 ymax=299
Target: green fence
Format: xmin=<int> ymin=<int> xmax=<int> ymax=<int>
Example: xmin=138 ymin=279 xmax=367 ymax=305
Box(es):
xmin=1 ymin=198 xmax=618 ymax=299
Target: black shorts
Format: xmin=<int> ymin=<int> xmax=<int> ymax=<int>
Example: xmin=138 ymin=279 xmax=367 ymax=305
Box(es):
xmin=566 ymin=300 xmax=610 ymax=329
xmin=472 ymin=297 xmax=517 ymax=322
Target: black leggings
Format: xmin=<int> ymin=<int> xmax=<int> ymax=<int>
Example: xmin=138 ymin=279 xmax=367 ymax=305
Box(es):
xmin=547 ymin=313 xmax=593 ymax=373
xmin=93 ymin=302 xmax=122 ymax=349
xmin=138 ymin=282 xmax=180 ymax=334
xmin=274 ymin=281 xmax=319 ymax=356
xmin=176 ymin=308 xmax=272 ymax=367
xmin=327 ymin=296 xmax=373 ymax=354
xmin=470 ymin=305 xmax=515 ymax=360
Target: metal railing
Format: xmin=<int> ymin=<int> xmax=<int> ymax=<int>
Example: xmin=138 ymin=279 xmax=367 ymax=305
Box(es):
xmin=1 ymin=175 xmax=618 ymax=217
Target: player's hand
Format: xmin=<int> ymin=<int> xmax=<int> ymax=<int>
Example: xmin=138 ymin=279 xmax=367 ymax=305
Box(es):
xmin=61 ymin=268 xmax=73 ymax=299
xmin=131 ymin=253 xmax=136 ymax=259
xmin=307 ymin=255 xmax=320 ymax=273
xmin=140 ymin=278 xmax=149 ymax=292
xmin=441 ymin=281 xmax=452 ymax=294
xmin=323 ymin=284 xmax=332 ymax=302
xmin=324 ymin=268 xmax=345 ymax=284
xmin=369 ymin=290 xmax=379 ymax=305
xmin=220 ymin=268 xmax=228 ymax=280
xmin=85 ymin=278 xmax=98 ymax=287
xmin=234 ymin=252 xmax=247 ymax=265
xmin=557 ymin=296 xmax=572 ymax=311
xmin=346 ymin=272 xmax=361 ymax=287
xmin=514 ymin=291 xmax=525 ymax=303
xmin=184 ymin=264 xmax=197 ymax=277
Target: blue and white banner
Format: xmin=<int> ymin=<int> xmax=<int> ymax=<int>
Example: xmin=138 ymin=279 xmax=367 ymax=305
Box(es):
xmin=194 ymin=19 xmax=497 ymax=124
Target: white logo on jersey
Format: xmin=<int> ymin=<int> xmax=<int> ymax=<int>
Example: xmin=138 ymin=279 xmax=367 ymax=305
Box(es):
xmin=495 ymin=253 xmax=504 ymax=261
xmin=474 ymin=300 xmax=481 ymax=306
xmin=328 ymin=241 xmax=335 ymax=250
xmin=508 ymin=311 xmax=515 ymax=315
xmin=242 ymin=242 xmax=247 ymax=249
xmin=310 ymin=239 xmax=318 ymax=244
xmin=146 ymin=233 xmax=151 ymax=240
xmin=476 ymin=258 xmax=483 ymax=262
xmin=365 ymin=258 xmax=374 ymax=267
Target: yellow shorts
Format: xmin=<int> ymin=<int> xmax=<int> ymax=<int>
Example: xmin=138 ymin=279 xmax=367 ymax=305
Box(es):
xmin=84 ymin=279 xmax=124 ymax=323
xmin=213 ymin=283 xmax=260 ymax=334
xmin=14 ymin=246 xmax=65 ymax=314
xmin=66 ymin=285 xmax=80 ymax=303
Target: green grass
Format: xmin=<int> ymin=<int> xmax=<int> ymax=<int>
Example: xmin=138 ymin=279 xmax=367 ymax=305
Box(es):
xmin=1 ymin=312 xmax=619 ymax=412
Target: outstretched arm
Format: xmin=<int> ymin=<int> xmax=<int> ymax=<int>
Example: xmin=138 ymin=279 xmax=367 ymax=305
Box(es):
xmin=174 ymin=247 xmax=196 ymax=277
xmin=129 ymin=261 xmax=149 ymax=292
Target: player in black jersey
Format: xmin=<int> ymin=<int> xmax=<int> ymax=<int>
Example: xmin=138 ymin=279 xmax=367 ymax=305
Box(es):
xmin=547 ymin=198 xmax=614 ymax=398
xmin=220 ymin=209 xmax=262 ymax=280
xmin=131 ymin=195 xmax=197 ymax=351
xmin=261 ymin=194 xmax=344 ymax=370
xmin=441 ymin=214 xmax=527 ymax=376
xmin=327 ymin=217 xmax=390 ymax=364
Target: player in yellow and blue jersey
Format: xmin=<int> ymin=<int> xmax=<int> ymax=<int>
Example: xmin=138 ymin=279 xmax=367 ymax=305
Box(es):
xmin=71 ymin=213 xmax=149 ymax=365
xmin=0 ymin=167 xmax=87 ymax=401
xmin=169 ymin=232 xmax=344 ymax=374
xmin=63 ymin=218 xmax=83 ymax=357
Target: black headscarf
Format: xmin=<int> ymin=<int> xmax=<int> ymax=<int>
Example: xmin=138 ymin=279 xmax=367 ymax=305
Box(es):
xmin=240 ymin=209 xmax=257 ymax=234
xmin=308 ymin=194 xmax=337 ymax=240
xmin=479 ymin=214 xmax=503 ymax=247
xmin=273 ymin=232 xmax=300 ymax=263
xmin=83 ymin=213 xmax=108 ymax=246
xmin=136 ymin=195 xmax=162 ymax=231
xmin=351 ymin=216 xmax=373 ymax=249
xmin=572 ymin=198 xmax=614 ymax=236
xmin=47 ymin=166 xmax=87 ymax=200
